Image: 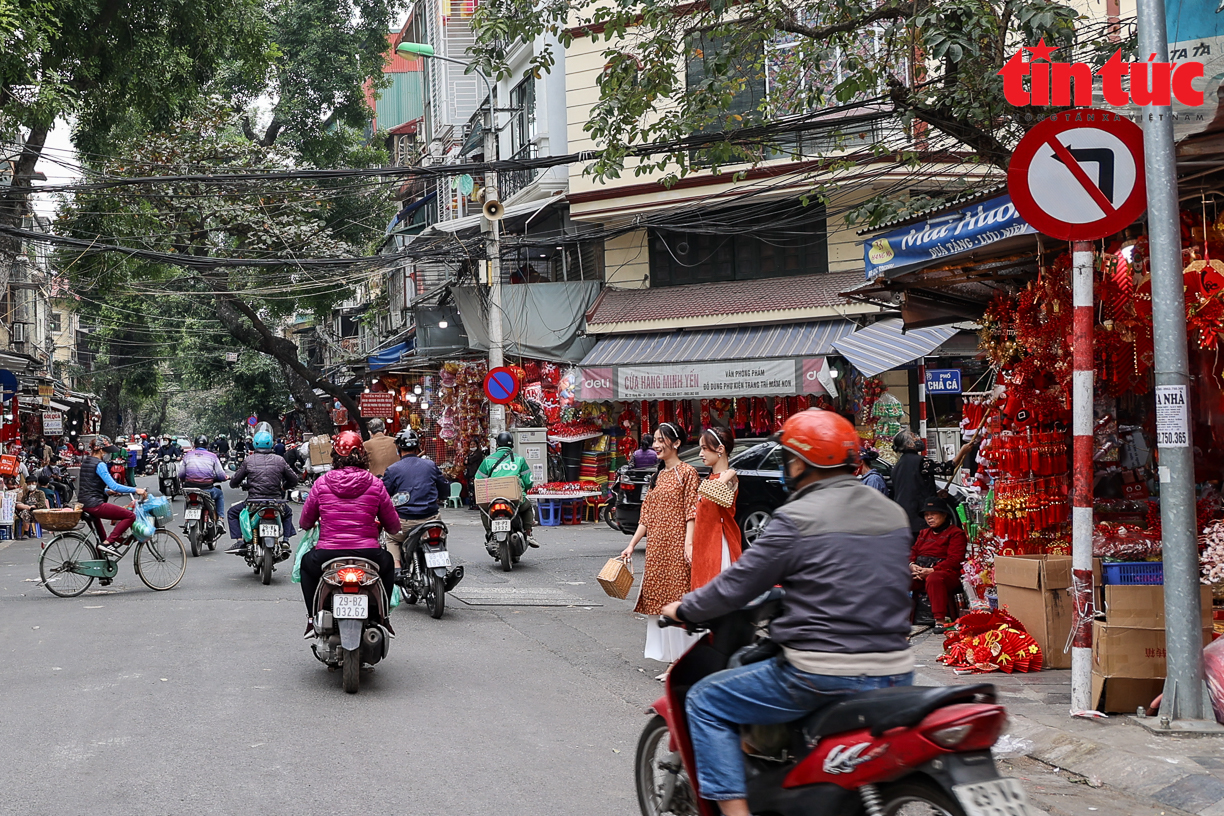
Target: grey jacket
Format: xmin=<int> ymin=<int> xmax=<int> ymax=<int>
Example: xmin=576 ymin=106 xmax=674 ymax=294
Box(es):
xmin=229 ymin=451 xmax=299 ymax=500
xmin=678 ymin=473 xmax=914 ymax=655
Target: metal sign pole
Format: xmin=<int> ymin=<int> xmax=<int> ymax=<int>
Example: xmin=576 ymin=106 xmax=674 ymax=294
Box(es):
xmin=1136 ymin=0 xmax=1207 ymax=721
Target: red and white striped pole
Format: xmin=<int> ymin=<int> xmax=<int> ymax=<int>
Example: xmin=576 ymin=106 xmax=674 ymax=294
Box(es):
xmin=1070 ymin=240 xmax=1095 ymax=713
xmin=918 ymin=359 xmax=928 ymax=445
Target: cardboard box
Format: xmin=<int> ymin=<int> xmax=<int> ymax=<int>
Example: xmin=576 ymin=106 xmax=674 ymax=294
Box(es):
xmin=308 ymin=434 xmax=332 ymax=467
xmin=1103 ymin=585 xmax=1212 ymax=628
xmin=1091 ymin=672 xmax=1164 ymax=714
xmin=994 ymin=555 xmax=1074 ymax=669
xmin=474 ymin=475 xmax=523 ymax=506
xmin=1091 ymin=620 xmax=1213 ymax=679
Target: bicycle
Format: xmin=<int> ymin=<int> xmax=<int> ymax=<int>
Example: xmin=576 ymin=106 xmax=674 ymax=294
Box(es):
xmin=37 ymin=516 xmax=188 ymax=597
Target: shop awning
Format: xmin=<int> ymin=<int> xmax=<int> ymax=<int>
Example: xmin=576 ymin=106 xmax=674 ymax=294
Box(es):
xmin=367 ymin=340 xmax=413 ymax=370
xmin=580 ymin=320 xmax=855 ymax=366
xmin=833 ymin=318 xmax=958 ymax=377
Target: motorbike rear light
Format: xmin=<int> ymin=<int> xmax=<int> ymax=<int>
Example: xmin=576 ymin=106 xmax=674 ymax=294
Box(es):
xmin=339 ymin=568 xmax=365 ymax=584
xmin=426 ymin=527 xmax=444 ymax=541
xmin=490 ymin=502 xmax=512 ymax=514
xmin=920 ymin=705 xmax=1007 ymax=752
xmin=261 ymin=509 xmax=278 ymax=518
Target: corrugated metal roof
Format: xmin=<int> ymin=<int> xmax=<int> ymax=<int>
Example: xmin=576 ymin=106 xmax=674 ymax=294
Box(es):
xmin=855 ymin=183 xmax=1008 ymax=235
xmin=580 ymin=320 xmax=855 ymax=366
xmin=832 ymin=318 xmax=958 ymax=376
xmin=373 ymin=72 xmax=425 ymax=132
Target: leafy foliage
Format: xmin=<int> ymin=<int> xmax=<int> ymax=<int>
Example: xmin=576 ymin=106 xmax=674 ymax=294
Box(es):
xmin=472 ymin=0 xmax=1134 ymax=189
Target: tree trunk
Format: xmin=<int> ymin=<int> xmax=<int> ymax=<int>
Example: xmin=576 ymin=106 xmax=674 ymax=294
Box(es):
xmin=99 ymin=381 xmax=122 ymax=438
xmin=149 ymin=394 xmax=170 ymax=436
xmin=0 ymin=124 xmax=51 ymax=336
xmin=207 ymin=287 xmax=363 ymax=435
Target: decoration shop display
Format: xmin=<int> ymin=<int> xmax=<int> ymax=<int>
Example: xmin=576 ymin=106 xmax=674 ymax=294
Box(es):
xmin=526 ymin=481 xmax=593 ymax=495
xmin=937 ymin=609 xmax=1043 ymax=674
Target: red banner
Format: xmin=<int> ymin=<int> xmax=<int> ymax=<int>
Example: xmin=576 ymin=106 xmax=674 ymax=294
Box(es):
xmin=359 ymin=392 xmax=396 ymax=419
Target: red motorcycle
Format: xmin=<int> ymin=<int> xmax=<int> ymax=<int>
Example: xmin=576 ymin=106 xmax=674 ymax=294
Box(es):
xmin=638 ymin=592 xmax=1033 ymax=816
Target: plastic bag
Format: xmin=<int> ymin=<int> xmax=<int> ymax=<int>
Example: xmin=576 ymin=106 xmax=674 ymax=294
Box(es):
xmin=143 ymin=495 xmax=172 ymax=520
xmin=1205 ymin=635 xmax=1224 ymax=725
xmin=131 ymin=501 xmax=156 ymax=542
xmin=390 ymin=584 xmax=402 ymax=608
xmin=239 ymin=507 xmax=255 ymax=543
xmin=291 ymin=526 xmax=320 ymax=584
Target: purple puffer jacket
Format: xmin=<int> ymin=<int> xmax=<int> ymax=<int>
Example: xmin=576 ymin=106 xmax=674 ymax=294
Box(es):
xmin=299 ymin=467 xmax=400 ymax=550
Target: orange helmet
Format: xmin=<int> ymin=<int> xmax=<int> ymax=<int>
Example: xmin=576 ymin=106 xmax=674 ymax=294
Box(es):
xmin=778 ymin=409 xmax=860 ymax=469
xmin=332 ymin=430 xmax=363 ymax=456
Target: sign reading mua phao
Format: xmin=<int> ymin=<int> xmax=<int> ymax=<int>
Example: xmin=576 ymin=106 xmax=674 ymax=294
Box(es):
xmin=864 ymin=195 xmax=1036 ymax=280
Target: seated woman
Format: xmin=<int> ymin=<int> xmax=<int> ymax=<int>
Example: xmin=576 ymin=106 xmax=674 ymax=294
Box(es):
xmin=909 ymin=497 xmax=967 ymax=633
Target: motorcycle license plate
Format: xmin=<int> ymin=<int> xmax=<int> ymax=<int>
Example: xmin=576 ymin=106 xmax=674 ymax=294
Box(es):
xmin=424 ymin=550 xmax=451 ymax=568
xmin=953 ymin=778 xmax=1037 ymax=816
xmin=332 ymin=594 xmax=368 ymax=619
xmin=258 ymin=524 xmax=280 ymax=538
xmin=184 ymin=508 xmax=202 ymax=520
xmin=491 ymin=519 xmax=511 ymax=533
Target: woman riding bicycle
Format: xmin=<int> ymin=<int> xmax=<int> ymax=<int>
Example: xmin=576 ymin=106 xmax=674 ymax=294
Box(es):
xmin=298 ymin=430 xmax=400 ymax=637
xmin=80 ymin=434 xmax=147 ymax=557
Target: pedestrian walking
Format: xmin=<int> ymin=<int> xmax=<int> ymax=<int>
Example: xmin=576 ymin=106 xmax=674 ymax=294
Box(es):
xmin=890 ymin=428 xmax=934 ymax=535
xmin=362 ymin=418 xmax=399 ymax=478
xmin=619 ymin=422 xmax=699 ymax=670
xmin=690 ymin=425 xmax=742 ymax=590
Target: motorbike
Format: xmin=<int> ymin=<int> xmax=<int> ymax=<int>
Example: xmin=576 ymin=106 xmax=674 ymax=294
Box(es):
xmin=181 ymin=485 xmax=221 ymax=557
xmin=158 ymin=456 xmax=182 ymax=499
xmin=308 ymin=556 xmax=391 ymax=694
xmin=239 ymin=499 xmax=292 ymax=585
xmin=638 ymin=592 xmax=1031 ymax=816
xmin=394 ymin=513 xmax=464 ymax=619
xmin=483 ymin=496 xmax=528 ymax=572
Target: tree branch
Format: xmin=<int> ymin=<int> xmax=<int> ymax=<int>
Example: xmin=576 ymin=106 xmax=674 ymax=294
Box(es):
xmin=885 ymin=76 xmax=1012 ymax=170
xmin=776 ymin=1 xmax=923 ymax=41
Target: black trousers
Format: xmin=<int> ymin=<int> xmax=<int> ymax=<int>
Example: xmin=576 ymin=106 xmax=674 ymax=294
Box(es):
xmin=300 ymin=547 xmax=395 ymax=616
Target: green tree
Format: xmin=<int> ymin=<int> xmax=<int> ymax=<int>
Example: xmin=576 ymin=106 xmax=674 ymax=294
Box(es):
xmin=472 ymin=0 xmax=1132 ymax=219
xmin=57 ymin=104 xmax=396 ymax=433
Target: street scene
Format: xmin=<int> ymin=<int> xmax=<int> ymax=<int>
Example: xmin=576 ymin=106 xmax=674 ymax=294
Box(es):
xmin=4 ymin=0 xmax=1224 ymax=815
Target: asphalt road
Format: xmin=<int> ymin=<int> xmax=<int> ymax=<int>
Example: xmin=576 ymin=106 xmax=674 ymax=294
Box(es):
xmin=0 ymin=476 xmax=1189 ymax=816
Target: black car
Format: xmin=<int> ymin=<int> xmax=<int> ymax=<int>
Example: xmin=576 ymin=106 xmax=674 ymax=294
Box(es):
xmin=609 ymin=439 xmax=783 ymax=545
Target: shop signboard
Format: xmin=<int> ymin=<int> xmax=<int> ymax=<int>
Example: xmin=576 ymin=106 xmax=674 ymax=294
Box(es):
xmin=42 ymin=411 xmax=62 ymax=435
xmin=925 ymin=369 xmax=962 ymax=394
xmin=37 ymin=384 xmax=53 ymax=397
xmin=576 ymin=357 xmax=836 ymax=401
xmin=1167 ymin=0 xmax=1224 ymax=142
xmin=359 ymin=392 xmax=396 ymax=418
xmin=864 ymin=195 xmax=1036 ymax=280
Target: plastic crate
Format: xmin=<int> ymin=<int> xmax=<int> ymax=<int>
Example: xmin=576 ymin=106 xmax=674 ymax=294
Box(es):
xmin=1101 ymin=561 xmax=1164 ymax=585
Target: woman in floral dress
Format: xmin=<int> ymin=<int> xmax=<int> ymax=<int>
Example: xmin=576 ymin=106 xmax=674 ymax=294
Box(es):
xmin=619 ymin=422 xmax=700 ymax=666
xmin=690 ymin=425 xmax=742 ymax=589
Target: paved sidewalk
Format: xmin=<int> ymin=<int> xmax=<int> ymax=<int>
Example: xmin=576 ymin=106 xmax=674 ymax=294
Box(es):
xmin=911 ymin=629 xmax=1224 ymax=815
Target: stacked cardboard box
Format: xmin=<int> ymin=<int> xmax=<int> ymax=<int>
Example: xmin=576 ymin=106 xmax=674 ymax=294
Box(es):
xmin=994 ymin=555 xmax=1077 ymax=669
xmin=1090 ymin=584 xmax=1213 ymax=713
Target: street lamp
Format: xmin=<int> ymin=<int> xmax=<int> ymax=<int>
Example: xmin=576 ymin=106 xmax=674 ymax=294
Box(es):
xmin=398 ymin=41 xmax=507 ymax=437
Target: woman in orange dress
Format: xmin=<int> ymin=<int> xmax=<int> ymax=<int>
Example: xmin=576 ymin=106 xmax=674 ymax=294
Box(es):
xmin=690 ymin=425 xmax=742 ymax=589
xmin=619 ymin=422 xmax=700 ymax=665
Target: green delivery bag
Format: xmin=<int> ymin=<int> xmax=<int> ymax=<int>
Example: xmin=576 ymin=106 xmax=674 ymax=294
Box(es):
xmin=291 ymin=526 xmax=320 ymax=584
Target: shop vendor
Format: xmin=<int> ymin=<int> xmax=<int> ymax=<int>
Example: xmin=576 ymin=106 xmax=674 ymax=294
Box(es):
xmin=910 ymin=498 xmax=967 ymax=632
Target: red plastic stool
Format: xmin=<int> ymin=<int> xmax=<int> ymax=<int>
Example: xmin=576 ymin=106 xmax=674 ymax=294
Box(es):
xmin=561 ymin=500 xmax=583 ymax=524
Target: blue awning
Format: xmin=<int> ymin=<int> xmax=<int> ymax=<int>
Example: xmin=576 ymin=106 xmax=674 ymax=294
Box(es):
xmin=832 ymin=318 xmax=957 ymax=377
xmin=580 ymin=320 xmax=855 ymax=366
xmin=367 ymin=340 xmax=413 ymax=370
xmin=386 ymin=192 xmax=437 ymax=233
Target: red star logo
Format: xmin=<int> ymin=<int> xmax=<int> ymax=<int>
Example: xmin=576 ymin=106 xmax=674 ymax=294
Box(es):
xmin=1026 ymin=38 xmax=1056 ymax=62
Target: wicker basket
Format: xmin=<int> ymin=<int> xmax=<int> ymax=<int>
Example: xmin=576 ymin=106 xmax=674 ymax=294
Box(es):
xmin=698 ymin=478 xmax=737 ymax=508
xmin=597 ymin=555 xmax=635 ymax=600
xmin=34 ymin=508 xmax=83 ymax=531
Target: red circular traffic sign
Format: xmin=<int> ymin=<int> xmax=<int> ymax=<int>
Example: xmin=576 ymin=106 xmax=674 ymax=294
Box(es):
xmin=484 ymin=367 xmax=520 ymax=405
xmin=1008 ymin=109 xmax=1146 ymax=241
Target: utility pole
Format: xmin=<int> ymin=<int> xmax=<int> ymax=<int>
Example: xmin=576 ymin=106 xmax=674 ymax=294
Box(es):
xmin=1136 ymin=0 xmax=1208 ymax=722
xmin=484 ymin=99 xmax=505 ymax=437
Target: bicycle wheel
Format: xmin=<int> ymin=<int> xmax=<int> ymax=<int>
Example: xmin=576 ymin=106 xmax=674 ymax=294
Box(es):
xmin=38 ymin=531 xmax=97 ymax=598
xmin=134 ymin=529 xmax=187 ymax=591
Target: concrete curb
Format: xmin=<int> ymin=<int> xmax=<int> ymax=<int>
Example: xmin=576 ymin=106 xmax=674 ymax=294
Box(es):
xmin=1008 ymin=709 xmax=1224 ymax=815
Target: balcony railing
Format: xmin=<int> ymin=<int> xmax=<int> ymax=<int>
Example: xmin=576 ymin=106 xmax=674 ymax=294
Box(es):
xmin=500 ymin=143 xmax=539 ymax=202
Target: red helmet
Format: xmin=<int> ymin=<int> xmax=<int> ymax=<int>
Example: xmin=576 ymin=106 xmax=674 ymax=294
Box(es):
xmin=778 ymin=409 xmax=860 ymax=469
xmin=332 ymin=430 xmax=363 ymax=456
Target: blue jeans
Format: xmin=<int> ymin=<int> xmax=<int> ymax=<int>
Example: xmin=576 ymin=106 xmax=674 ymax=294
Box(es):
xmin=685 ymin=657 xmax=913 ymax=801
xmin=209 ymin=486 xmax=225 ymax=519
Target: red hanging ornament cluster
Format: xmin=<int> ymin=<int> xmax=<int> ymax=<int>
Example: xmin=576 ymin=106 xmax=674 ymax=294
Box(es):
xmin=937 ymin=609 xmax=1043 ymax=674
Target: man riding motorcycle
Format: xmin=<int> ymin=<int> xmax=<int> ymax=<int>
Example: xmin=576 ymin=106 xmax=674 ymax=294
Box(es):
xmin=178 ymin=435 xmax=227 ymax=524
xmin=225 ymin=422 xmax=299 ymax=555
xmin=475 ymin=431 xmax=538 ymax=547
xmin=212 ymin=434 xmax=231 ymax=458
xmin=382 ymin=428 xmax=449 ymax=572
xmin=660 ymin=409 xmax=915 ymax=816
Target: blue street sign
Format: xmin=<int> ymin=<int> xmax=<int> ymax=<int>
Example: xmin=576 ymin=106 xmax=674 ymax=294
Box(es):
xmin=925 ymin=369 xmax=962 ymax=394
xmin=0 ymin=369 xmax=17 ymax=403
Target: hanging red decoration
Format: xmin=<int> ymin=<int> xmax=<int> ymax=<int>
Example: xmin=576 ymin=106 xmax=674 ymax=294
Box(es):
xmin=700 ymin=399 xmax=711 ymax=430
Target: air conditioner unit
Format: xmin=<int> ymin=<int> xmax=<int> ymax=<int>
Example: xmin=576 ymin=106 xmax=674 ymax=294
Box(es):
xmin=12 ymin=323 xmax=26 ymax=343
